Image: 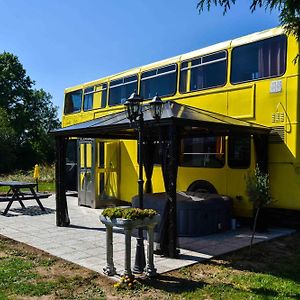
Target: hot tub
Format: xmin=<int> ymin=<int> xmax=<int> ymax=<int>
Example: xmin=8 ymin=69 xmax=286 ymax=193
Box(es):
xmin=132 ymin=191 xmax=232 ymax=237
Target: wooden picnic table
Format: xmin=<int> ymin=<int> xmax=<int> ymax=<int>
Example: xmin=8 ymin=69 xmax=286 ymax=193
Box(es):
xmin=0 ymin=181 xmax=51 ymax=215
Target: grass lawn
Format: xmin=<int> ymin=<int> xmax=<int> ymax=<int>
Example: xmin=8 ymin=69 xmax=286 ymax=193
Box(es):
xmin=0 ymin=181 xmax=55 ymax=194
xmin=0 ymin=166 xmax=56 ymax=193
xmin=0 ymin=232 xmax=300 ymax=299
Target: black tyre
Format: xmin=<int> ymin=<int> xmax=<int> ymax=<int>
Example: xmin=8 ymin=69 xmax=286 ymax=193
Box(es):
xmin=187 ymin=180 xmax=217 ymax=194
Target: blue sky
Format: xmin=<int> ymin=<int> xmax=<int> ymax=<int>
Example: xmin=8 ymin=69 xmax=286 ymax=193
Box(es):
xmin=0 ymin=0 xmax=280 ymax=118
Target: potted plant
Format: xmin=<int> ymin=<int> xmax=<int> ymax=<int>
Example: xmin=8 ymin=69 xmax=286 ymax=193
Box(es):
xmin=246 ymin=165 xmax=273 ymax=249
xmin=100 ymin=207 xmax=159 ymax=227
xmin=100 ymin=207 xmax=160 ymax=277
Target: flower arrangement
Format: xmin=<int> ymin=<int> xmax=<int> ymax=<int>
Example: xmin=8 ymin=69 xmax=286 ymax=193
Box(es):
xmin=113 ymin=275 xmax=137 ymax=290
xmin=102 ymin=207 xmax=157 ymax=220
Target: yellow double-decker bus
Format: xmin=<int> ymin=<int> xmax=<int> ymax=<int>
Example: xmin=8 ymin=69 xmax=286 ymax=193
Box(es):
xmin=62 ymin=27 xmax=300 ymax=218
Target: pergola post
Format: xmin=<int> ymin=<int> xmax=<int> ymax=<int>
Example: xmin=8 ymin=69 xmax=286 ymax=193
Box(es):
xmin=55 ymin=136 xmax=70 ymax=227
xmin=161 ymin=125 xmax=179 ymax=258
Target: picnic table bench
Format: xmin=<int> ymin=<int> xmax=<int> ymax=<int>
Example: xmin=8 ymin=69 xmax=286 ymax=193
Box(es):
xmin=0 ymin=181 xmax=51 ymax=215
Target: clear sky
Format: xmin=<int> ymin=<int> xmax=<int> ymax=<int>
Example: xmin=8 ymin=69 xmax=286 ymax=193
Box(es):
xmin=0 ymin=0 xmax=280 ymax=118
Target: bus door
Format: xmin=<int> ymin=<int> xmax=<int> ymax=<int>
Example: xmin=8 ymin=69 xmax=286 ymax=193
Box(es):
xmin=78 ymin=139 xmax=95 ymax=207
xmin=96 ymin=141 xmax=120 ymax=201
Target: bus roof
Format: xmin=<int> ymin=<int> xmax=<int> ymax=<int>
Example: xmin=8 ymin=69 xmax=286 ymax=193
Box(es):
xmin=65 ymin=26 xmax=284 ymax=93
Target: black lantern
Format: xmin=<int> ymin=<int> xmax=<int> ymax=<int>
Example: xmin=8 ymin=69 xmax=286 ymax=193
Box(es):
xmin=124 ymin=91 xmax=143 ymax=122
xmin=149 ymin=94 xmax=163 ymax=120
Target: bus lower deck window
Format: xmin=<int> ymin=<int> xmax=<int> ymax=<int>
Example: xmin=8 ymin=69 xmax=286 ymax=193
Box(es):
xmin=228 ymin=136 xmax=251 ymax=168
xmin=180 ymin=136 xmax=225 ymax=168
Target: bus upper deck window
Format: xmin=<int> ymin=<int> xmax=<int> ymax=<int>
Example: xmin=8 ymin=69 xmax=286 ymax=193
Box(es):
xmin=140 ymin=64 xmax=177 ymax=100
xmin=180 ymin=51 xmax=227 ymax=93
xmin=109 ymin=75 xmax=138 ymax=106
xmin=64 ymin=90 xmax=82 ymax=114
xmin=101 ymin=83 xmax=107 ymax=108
xmin=231 ymin=35 xmax=287 ymax=84
xmin=83 ymin=87 xmax=94 ymax=111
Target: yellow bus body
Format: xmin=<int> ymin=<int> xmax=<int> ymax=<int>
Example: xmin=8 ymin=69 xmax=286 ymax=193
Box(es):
xmin=62 ymin=27 xmax=300 ymax=217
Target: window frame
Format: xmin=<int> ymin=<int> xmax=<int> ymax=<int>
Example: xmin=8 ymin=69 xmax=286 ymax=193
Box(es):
xmin=95 ymin=82 xmax=108 ymax=109
xmin=140 ymin=63 xmax=178 ymax=100
xmin=80 ymin=83 xmax=108 ymax=111
xmin=230 ymin=34 xmax=287 ymax=85
xmin=83 ymin=86 xmax=94 ymax=112
xmin=64 ymin=89 xmax=83 ymax=115
xmin=108 ymin=75 xmax=138 ymax=107
xmin=179 ymin=50 xmax=228 ymax=94
xmin=179 ymin=136 xmax=226 ymax=168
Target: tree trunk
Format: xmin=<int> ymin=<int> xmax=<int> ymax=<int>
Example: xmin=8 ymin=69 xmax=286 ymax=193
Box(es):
xmin=250 ymin=207 xmax=260 ymax=253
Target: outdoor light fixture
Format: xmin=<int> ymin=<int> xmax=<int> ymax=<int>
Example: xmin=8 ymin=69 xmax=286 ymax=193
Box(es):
xmin=149 ymin=94 xmax=163 ymax=120
xmin=124 ymin=91 xmax=146 ymax=273
xmin=124 ymin=91 xmax=164 ymax=274
xmin=124 ymin=91 xmax=143 ymax=122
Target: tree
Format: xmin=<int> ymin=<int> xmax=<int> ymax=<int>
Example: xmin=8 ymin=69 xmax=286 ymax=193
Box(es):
xmin=0 ymin=108 xmax=17 ymax=172
xmin=246 ymin=165 xmax=272 ymax=251
xmin=197 ymin=1 xmax=300 ymax=41
xmin=0 ymin=52 xmax=60 ymax=172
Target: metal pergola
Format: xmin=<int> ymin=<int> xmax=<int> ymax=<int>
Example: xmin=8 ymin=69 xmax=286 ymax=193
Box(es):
xmin=52 ymin=101 xmax=270 ymax=258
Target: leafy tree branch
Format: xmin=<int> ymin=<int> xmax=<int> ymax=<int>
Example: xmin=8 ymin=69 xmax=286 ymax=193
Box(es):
xmin=197 ymin=0 xmax=300 ymax=41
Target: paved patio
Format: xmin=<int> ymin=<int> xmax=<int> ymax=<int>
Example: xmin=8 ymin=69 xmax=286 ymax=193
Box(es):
xmin=0 ymin=195 xmax=294 ymax=276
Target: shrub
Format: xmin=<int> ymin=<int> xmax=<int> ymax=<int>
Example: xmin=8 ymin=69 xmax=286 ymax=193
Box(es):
xmin=246 ymin=165 xmax=272 ymax=209
xmin=102 ymin=207 xmax=157 ymax=220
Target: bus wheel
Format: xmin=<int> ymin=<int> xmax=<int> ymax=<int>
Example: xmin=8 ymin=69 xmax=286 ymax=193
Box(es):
xmin=187 ymin=180 xmax=217 ymax=194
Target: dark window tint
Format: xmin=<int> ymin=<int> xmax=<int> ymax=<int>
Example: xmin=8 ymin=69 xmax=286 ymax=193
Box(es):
xmin=180 ymin=136 xmax=225 ymax=168
xmin=228 ymin=136 xmax=251 ymax=168
xmin=181 ymin=61 xmax=188 ymax=68
xmin=231 ymin=35 xmax=287 ymax=84
xmin=140 ymin=64 xmax=177 ymax=99
xmin=190 ymin=60 xmax=227 ymax=91
xmin=101 ymin=83 xmax=107 ymax=108
xmin=64 ymin=90 xmax=82 ymax=114
xmin=179 ymin=69 xmax=188 ymax=94
xmin=98 ymin=142 xmax=105 ymax=168
xmin=83 ymin=87 xmax=94 ymax=111
xmin=109 ymin=75 xmax=138 ymax=106
xmin=100 ymin=173 xmax=104 ymax=195
xmin=203 ymin=52 xmax=225 ymax=63
xmin=180 ymin=51 xmax=227 ymax=93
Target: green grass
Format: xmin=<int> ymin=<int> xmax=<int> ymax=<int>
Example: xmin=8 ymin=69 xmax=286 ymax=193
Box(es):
xmin=0 ymin=223 xmax=299 ymax=299
xmin=0 ymin=256 xmax=56 ymax=298
xmin=177 ymin=267 xmax=300 ymax=299
xmin=0 ymin=181 xmax=55 ymax=193
xmin=0 ymin=165 xmax=56 ymax=192
xmin=36 ymin=181 xmax=55 ymax=192
xmin=0 ymin=237 xmax=106 ymax=299
xmin=135 ymin=233 xmax=300 ymax=300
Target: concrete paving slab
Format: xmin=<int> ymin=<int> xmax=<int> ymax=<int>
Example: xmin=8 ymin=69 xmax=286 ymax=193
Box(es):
xmin=0 ymin=195 xmax=295 ymax=277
